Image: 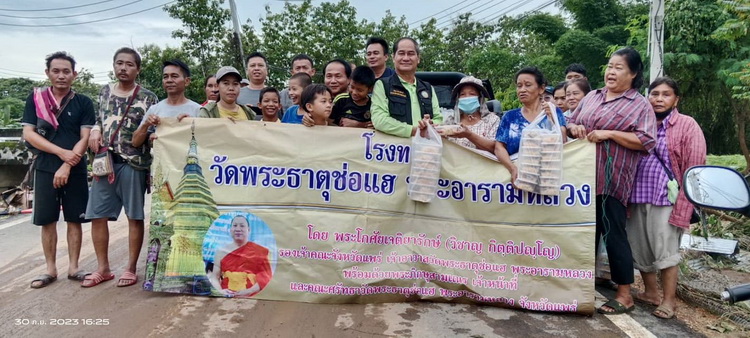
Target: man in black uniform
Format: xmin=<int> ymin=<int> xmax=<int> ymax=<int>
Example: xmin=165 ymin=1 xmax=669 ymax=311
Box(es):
xmin=22 ymin=51 xmax=96 ymax=288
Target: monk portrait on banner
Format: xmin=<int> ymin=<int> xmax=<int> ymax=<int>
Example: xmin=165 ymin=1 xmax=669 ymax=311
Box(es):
xmin=207 ymin=214 xmax=273 ymax=297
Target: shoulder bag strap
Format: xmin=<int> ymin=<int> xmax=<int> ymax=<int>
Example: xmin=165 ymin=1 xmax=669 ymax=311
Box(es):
xmin=653 ymin=150 xmax=675 ymax=181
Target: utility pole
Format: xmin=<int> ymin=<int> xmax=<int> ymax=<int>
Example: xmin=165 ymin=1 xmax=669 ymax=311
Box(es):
xmin=229 ymin=0 xmax=246 ymax=73
xmin=648 ymin=0 xmax=665 ymax=83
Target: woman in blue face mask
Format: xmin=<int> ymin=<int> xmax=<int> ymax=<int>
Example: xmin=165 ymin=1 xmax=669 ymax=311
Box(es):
xmin=494 ymin=67 xmax=568 ymax=183
xmin=438 ymin=76 xmax=499 ymax=153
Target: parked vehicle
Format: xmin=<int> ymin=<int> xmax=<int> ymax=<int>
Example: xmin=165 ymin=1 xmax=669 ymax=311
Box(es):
xmin=683 ymin=165 xmax=750 ymax=303
xmin=416 ymin=72 xmax=502 ymax=115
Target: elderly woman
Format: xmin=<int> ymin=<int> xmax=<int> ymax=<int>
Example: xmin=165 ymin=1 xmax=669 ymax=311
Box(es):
xmin=567 ymin=47 xmax=657 ymax=315
xmin=494 ymin=67 xmax=567 ymax=182
xmin=627 ymin=77 xmax=705 ymax=319
xmin=563 ymin=78 xmax=591 ymax=118
xmin=439 ymin=76 xmax=499 ymax=153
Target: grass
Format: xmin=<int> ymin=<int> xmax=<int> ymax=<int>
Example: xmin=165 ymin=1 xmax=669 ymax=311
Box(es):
xmin=706 ymin=154 xmax=746 ymax=173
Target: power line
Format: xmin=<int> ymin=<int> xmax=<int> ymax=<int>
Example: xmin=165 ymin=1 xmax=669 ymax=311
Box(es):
xmin=428 ymin=0 xmax=490 ymax=27
xmin=474 ymin=0 xmax=530 ymax=25
xmin=0 ymin=0 xmax=142 ymax=19
xmin=0 ymin=1 xmax=175 ymax=27
xmin=436 ymin=0 xmax=514 ymax=29
xmin=0 ymin=0 xmax=117 ymax=12
xmin=480 ymin=0 xmax=554 ymax=25
xmin=408 ymin=1 xmax=465 ymax=26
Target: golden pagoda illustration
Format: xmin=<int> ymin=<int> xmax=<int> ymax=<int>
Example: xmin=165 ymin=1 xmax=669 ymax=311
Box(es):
xmin=156 ymin=122 xmax=219 ymax=293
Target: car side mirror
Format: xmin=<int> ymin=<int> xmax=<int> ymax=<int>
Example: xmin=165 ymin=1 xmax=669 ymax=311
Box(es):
xmin=683 ymin=165 xmax=750 ymax=216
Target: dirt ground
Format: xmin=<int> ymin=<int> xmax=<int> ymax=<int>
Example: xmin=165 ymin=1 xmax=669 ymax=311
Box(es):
xmin=631 ymin=274 xmax=749 ymax=337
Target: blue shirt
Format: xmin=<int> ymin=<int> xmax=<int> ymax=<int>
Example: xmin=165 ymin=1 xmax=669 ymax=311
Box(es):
xmin=282 ymin=105 xmax=303 ymax=124
xmin=495 ymin=107 xmax=567 ymax=156
xmin=378 ymin=67 xmax=396 ymax=80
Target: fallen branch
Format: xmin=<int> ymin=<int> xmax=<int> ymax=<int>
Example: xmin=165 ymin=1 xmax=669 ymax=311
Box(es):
xmin=701 ymin=209 xmax=743 ymax=224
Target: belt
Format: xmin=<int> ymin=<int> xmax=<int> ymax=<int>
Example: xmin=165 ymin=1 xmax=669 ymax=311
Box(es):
xmin=111 ymin=154 xmax=126 ymax=164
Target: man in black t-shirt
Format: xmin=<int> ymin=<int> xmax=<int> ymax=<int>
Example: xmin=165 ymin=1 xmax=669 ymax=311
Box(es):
xmin=21 ymin=51 xmax=96 ymax=289
xmin=330 ymin=66 xmax=376 ymax=128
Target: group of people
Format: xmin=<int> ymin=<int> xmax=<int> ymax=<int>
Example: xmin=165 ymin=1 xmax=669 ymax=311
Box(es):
xmin=24 ymin=35 xmax=706 ymax=320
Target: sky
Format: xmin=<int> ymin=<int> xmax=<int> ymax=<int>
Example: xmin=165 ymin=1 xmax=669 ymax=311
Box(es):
xmin=0 ymin=0 xmax=557 ymax=84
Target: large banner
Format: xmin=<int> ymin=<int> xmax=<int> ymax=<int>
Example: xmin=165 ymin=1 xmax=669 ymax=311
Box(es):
xmin=145 ymin=118 xmax=597 ymax=314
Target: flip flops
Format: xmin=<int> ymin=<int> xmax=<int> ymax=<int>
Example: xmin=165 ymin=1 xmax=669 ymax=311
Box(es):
xmin=67 ymin=270 xmax=91 ymax=281
xmin=597 ymin=299 xmax=635 ymax=315
xmin=652 ymin=305 xmax=676 ymax=319
xmin=117 ymin=271 xmax=138 ymax=287
xmin=81 ymin=272 xmax=115 ymax=288
xmin=30 ymin=274 xmax=57 ymax=289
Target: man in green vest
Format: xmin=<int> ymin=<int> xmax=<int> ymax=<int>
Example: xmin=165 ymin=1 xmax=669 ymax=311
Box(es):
xmin=371 ymin=37 xmax=442 ymax=137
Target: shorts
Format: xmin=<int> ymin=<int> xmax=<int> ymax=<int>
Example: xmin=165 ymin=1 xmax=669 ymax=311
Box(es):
xmin=626 ymin=203 xmax=683 ymax=272
xmin=85 ymin=163 xmax=147 ymax=221
xmin=32 ymin=170 xmax=89 ymax=225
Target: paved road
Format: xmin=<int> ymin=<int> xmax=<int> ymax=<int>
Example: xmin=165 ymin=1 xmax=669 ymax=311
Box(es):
xmin=0 ymin=210 xmax=704 ymax=338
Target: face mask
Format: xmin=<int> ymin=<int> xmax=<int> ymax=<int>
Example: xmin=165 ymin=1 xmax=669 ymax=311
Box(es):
xmin=655 ymin=108 xmax=673 ymax=120
xmin=458 ymin=96 xmax=480 ymax=114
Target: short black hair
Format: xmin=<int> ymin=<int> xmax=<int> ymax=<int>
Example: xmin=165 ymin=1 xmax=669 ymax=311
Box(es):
xmin=299 ymin=84 xmax=332 ymax=113
xmin=290 ymin=72 xmax=312 ymax=87
xmin=648 ymin=76 xmax=680 ymax=97
xmin=246 ymin=51 xmax=267 ymax=66
xmin=259 ymin=87 xmax=281 ymax=102
xmin=564 ymin=78 xmax=592 ymax=95
xmin=350 ymin=66 xmax=376 ymax=88
xmin=162 ymin=59 xmax=191 ymax=78
xmin=612 ymin=47 xmax=645 ymax=89
xmin=324 ymin=59 xmax=352 ymax=78
xmin=203 ymin=75 xmax=216 ymax=87
xmin=515 ymin=66 xmax=546 ymax=87
xmin=45 ymin=51 xmax=76 ymax=71
xmin=366 ymin=37 xmax=389 ymax=55
xmin=553 ymin=81 xmax=566 ymax=94
xmin=393 ymin=37 xmax=420 ymax=55
xmin=113 ymin=47 xmax=141 ymax=69
xmin=290 ymin=54 xmax=314 ymax=68
xmin=564 ymin=63 xmax=587 ymax=78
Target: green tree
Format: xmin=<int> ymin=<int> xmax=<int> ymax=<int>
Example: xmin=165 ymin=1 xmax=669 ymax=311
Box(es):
xmin=258 ymin=0 xmax=369 ymax=87
xmin=165 ymin=0 xmax=231 ymax=78
xmin=560 ymin=0 xmax=625 ymax=32
xmin=664 ymin=0 xmax=739 ymax=157
xmin=371 ymin=10 xmax=409 ymax=60
xmin=519 ymin=13 xmax=569 ymax=43
xmin=0 ymin=78 xmax=36 ymax=101
xmin=0 ymin=97 xmax=25 ymax=123
xmin=554 ymin=30 xmax=610 ymax=85
xmin=137 ymin=44 xmax=203 ymax=102
xmin=712 ymin=0 xmax=750 ymax=170
xmin=441 ymin=13 xmax=496 ymax=71
xmin=72 ymin=69 xmax=103 ymax=106
xmin=411 ymin=18 xmax=446 ymax=71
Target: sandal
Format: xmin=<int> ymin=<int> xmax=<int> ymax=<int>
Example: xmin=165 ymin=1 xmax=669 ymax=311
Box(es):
xmin=30 ymin=274 xmax=57 ymax=289
xmin=117 ymin=271 xmax=138 ymax=287
xmin=67 ymin=270 xmax=91 ymax=281
xmin=633 ymin=291 xmax=661 ymax=306
xmin=597 ymin=299 xmax=635 ymax=315
xmin=652 ymin=305 xmax=675 ymax=319
xmin=81 ymin=272 xmax=115 ymax=288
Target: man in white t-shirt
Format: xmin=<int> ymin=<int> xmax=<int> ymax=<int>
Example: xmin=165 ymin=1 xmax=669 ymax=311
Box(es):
xmin=133 ymin=59 xmax=201 ymax=147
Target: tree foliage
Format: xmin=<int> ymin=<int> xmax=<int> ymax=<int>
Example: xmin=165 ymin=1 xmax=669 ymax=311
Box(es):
xmin=137 ymin=44 xmax=205 ymax=103
xmin=165 ymin=0 xmax=231 ymax=78
xmin=560 ymin=0 xmax=625 ymax=32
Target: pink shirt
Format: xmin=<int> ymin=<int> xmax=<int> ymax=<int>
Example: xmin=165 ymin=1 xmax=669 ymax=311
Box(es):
xmin=663 ymin=110 xmax=707 ymax=228
xmin=569 ymin=88 xmax=657 ymax=206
